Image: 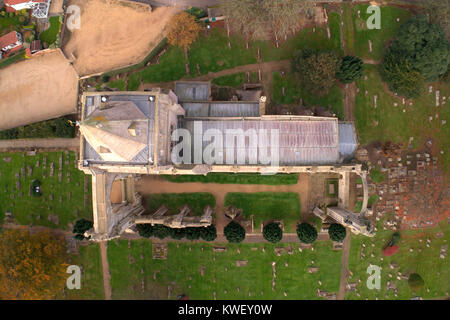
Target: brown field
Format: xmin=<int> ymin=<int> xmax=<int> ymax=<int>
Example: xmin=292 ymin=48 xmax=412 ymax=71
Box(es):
xmin=62 ymin=0 xmax=178 ymax=76
xmin=0 ymin=50 xmax=79 ymax=131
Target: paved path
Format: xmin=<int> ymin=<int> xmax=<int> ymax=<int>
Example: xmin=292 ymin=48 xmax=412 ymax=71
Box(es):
xmin=99 ymin=241 xmax=112 ymax=300
xmin=0 ymin=138 xmax=79 ymax=151
xmin=337 ymin=229 xmax=351 ymax=300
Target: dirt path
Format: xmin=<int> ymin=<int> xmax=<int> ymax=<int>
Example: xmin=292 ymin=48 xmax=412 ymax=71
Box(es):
xmin=0 ymin=138 xmax=79 ymax=151
xmin=135 ymin=174 xmax=310 ymax=234
xmin=344 ymin=82 xmax=356 ymax=121
xmin=337 ymin=229 xmax=351 ymax=300
xmin=99 ymin=241 xmax=112 ymax=300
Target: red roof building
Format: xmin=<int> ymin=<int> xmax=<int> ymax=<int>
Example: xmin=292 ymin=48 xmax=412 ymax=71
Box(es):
xmin=0 ymin=31 xmax=23 ymax=53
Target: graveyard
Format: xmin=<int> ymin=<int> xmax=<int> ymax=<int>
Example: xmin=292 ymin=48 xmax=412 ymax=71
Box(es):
xmin=108 ymin=240 xmax=342 ymax=300
xmin=0 ymin=151 xmax=92 ymax=229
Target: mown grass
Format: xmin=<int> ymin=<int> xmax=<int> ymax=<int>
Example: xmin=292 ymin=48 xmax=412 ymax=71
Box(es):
xmin=0 ymin=151 xmax=92 ymax=229
xmin=211 ymin=72 xmax=246 ymax=88
xmin=107 ymin=79 xmax=126 ymax=91
xmin=346 ymin=218 xmax=450 ymax=300
xmin=272 ymin=72 xmax=345 ymax=120
xmin=64 ymin=243 xmax=105 ymax=300
xmin=352 ymin=4 xmax=412 ymax=61
xmin=354 ymin=64 xmax=450 ymax=177
xmin=162 ymin=173 xmax=299 ymax=185
xmin=39 ymin=16 xmax=61 ymax=45
xmin=108 ymin=240 xmax=342 ymax=300
xmin=224 ymin=192 xmax=300 ymax=233
xmin=342 ymin=3 xmax=355 ymax=55
xmin=145 ymin=193 xmax=215 ymax=216
xmin=370 ymin=166 xmax=386 ymax=183
xmin=328 ymin=12 xmax=342 ymax=51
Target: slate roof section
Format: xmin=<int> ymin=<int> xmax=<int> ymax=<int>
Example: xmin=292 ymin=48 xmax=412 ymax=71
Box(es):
xmin=183 ymin=102 xmax=260 ymax=118
xmin=183 ymin=118 xmax=340 ymax=165
xmin=175 ymin=81 xmax=210 ymax=101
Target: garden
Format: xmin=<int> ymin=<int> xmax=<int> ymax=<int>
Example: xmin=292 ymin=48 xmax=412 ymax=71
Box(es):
xmin=224 ymin=192 xmax=301 ymax=233
xmin=0 ymin=117 xmax=75 ymax=140
xmin=144 ymin=193 xmax=216 ymax=216
xmin=162 ymin=173 xmax=299 ymax=185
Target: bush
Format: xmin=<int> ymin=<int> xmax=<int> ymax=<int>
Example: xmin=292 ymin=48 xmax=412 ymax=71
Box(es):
xmin=170 ymin=228 xmax=186 ymax=240
xmin=152 ymin=225 xmax=172 ymax=239
xmin=0 ymin=117 xmax=75 ymax=140
xmin=101 ymin=75 xmax=111 ymax=83
xmin=408 ymin=273 xmax=424 ymax=291
xmin=391 ymin=232 xmax=402 ymax=245
xmin=200 ymin=225 xmax=217 ymax=241
xmin=296 ymin=222 xmax=318 ymax=244
xmin=224 ymin=221 xmax=246 ymax=243
xmin=328 ymin=223 xmax=346 ymax=242
xmin=73 ymin=219 xmax=94 ymax=234
xmin=336 ymin=55 xmax=364 ymax=83
xmin=74 ymin=234 xmax=85 ymax=241
xmin=30 ymin=179 xmax=42 ymax=197
xmin=185 ymin=227 xmax=201 ymax=241
xmin=185 ymin=7 xmax=207 ymax=20
xmin=137 ymin=224 xmax=154 ymax=238
xmin=262 ymin=222 xmax=283 ymax=243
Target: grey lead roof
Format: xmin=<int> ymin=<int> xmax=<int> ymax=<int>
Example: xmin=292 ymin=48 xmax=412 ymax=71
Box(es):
xmin=175 ymin=82 xmax=210 ymax=101
xmin=338 ymin=123 xmax=357 ymax=161
xmin=183 ymin=102 xmax=260 ymax=118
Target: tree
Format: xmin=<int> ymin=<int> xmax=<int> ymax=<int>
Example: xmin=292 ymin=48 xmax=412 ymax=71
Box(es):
xmin=137 ymin=224 xmax=154 ymax=238
xmin=292 ymin=49 xmax=341 ymax=95
xmin=0 ymin=230 xmax=68 ymax=300
xmin=152 ymin=225 xmax=172 ymax=239
xmin=380 ymin=50 xmax=425 ymax=98
xmin=167 ymin=12 xmax=202 ymax=49
xmin=262 ymin=222 xmax=283 ymax=243
xmin=73 ymin=218 xmax=93 ymax=235
xmin=336 ymin=56 xmax=364 ymax=83
xmin=224 ymin=221 xmax=246 ymax=243
xmin=328 ymin=223 xmax=346 ymax=242
xmin=296 ymin=222 xmax=317 ymax=244
xmin=382 ymin=14 xmax=450 ymax=90
xmin=408 ymin=273 xmax=425 ymax=291
xmin=391 ymin=232 xmax=402 ymax=246
xmin=422 ymin=0 xmax=450 ymax=39
xmin=170 ymin=228 xmax=186 ymax=240
xmin=185 ymin=227 xmax=201 ymax=241
xmin=200 ymin=225 xmax=217 ymax=242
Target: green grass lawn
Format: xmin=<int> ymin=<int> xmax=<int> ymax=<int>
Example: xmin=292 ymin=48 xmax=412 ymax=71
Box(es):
xmin=39 ymin=16 xmax=61 ymax=45
xmin=346 ymin=218 xmax=449 ymax=300
xmin=328 ymin=12 xmax=342 ymax=51
xmin=342 ymin=3 xmax=355 ymax=55
xmin=272 ymin=72 xmax=345 ymax=120
xmin=352 ymin=4 xmax=412 ymax=61
xmin=224 ymin=192 xmax=300 ymax=233
xmin=145 ymin=193 xmax=215 ymax=216
xmin=107 ymin=79 xmax=126 ymax=91
xmin=162 ymin=173 xmax=299 ymax=185
xmin=0 ymin=49 xmax=26 ymax=69
xmin=108 ymin=240 xmax=342 ymax=299
xmin=128 ymin=45 xmax=186 ymax=88
xmin=211 ymin=72 xmax=246 ymax=88
xmin=0 ymin=151 xmax=92 ymax=229
xmin=63 ymin=243 xmax=105 ymax=300
xmin=355 ymin=64 xmax=450 ymax=176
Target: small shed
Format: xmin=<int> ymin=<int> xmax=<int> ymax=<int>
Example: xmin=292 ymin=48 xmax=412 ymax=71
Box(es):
xmin=30 ymin=40 xmax=42 ymax=54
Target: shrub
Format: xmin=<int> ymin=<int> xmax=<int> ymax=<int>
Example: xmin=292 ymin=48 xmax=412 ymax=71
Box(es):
xmin=152 ymin=225 xmax=172 ymax=239
xmin=262 ymin=222 xmax=283 ymax=243
xmin=296 ymin=222 xmax=318 ymax=244
xmin=73 ymin=219 xmax=93 ymax=234
xmin=137 ymin=224 xmax=154 ymax=238
xmin=30 ymin=179 xmax=42 ymax=197
xmin=408 ymin=273 xmax=424 ymax=291
xmin=336 ymin=55 xmax=364 ymax=83
xmin=170 ymin=228 xmax=185 ymax=240
xmin=224 ymin=221 xmax=246 ymax=243
xmin=101 ymin=75 xmax=111 ymax=83
xmin=200 ymin=225 xmax=217 ymax=241
xmin=391 ymin=232 xmax=402 ymax=245
xmin=328 ymin=223 xmax=346 ymax=242
xmin=382 ymin=244 xmax=399 ymax=256
xmin=74 ymin=234 xmax=85 ymax=241
xmin=185 ymin=227 xmax=201 ymax=241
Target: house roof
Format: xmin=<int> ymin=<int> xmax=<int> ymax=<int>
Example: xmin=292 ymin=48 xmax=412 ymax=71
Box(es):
xmin=0 ymin=31 xmax=19 ymax=50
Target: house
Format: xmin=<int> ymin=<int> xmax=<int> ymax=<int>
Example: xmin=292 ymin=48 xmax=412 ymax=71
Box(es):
xmin=4 ymin=0 xmax=51 ymax=18
xmin=0 ymin=31 xmax=23 ymax=53
xmin=78 ymin=82 xmax=363 ymax=241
